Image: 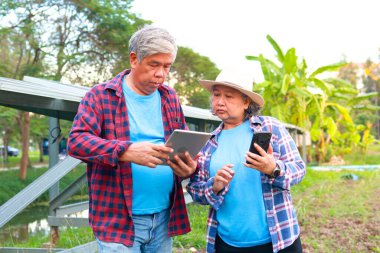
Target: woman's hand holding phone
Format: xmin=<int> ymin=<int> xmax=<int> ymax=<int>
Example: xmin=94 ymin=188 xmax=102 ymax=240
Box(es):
xmin=245 ymin=132 xmax=277 ymax=176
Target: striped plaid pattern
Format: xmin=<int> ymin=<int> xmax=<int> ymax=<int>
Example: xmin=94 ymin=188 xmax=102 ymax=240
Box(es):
xmin=187 ymin=116 xmax=306 ymax=253
xmin=68 ymin=69 xmax=190 ymax=245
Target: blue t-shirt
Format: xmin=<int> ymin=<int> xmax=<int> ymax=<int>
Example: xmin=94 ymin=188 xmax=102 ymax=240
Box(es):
xmin=210 ymin=120 xmax=271 ymax=247
xmin=122 ymin=77 xmax=174 ymax=214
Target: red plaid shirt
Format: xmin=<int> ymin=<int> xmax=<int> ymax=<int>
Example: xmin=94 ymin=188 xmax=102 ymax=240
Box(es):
xmin=67 ymin=69 xmax=190 ymax=245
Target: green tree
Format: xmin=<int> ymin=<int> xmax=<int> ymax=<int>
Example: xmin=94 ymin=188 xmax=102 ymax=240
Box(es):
xmin=0 ymin=107 xmax=19 ymax=163
xmin=339 ymin=60 xmax=379 ymax=151
xmin=171 ymin=47 xmax=220 ymax=108
xmin=338 ymin=62 xmax=360 ymax=87
xmin=29 ymin=114 xmax=48 ymax=162
xmin=0 ymin=3 xmax=45 ymax=179
xmin=246 ymin=35 xmax=378 ymax=163
xmin=361 ymin=60 xmax=380 ymax=139
xmin=1 ymin=0 xmax=149 ymax=84
xmin=0 ymin=0 xmax=149 ymax=179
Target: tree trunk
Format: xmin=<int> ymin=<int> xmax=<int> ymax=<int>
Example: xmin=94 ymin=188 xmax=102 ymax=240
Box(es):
xmin=2 ymin=129 xmax=11 ymax=163
xmin=39 ymin=139 xmax=44 ymax=162
xmin=315 ymin=143 xmax=321 ymax=164
xmin=19 ymin=111 xmax=30 ymax=181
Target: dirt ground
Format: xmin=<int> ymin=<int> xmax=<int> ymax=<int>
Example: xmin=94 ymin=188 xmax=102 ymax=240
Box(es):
xmin=174 ymin=180 xmax=380 ymax=253
xmin=301 ymin=187 xmax=380 ymax=253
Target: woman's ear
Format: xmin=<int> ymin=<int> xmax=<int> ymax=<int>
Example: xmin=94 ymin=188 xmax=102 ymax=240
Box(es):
xmin=244 ymin=97 xmax=252 ymax=110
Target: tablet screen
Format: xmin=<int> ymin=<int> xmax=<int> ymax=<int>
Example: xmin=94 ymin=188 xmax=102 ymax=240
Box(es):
xmin=163 ymin=129 xmax=212 ymax=165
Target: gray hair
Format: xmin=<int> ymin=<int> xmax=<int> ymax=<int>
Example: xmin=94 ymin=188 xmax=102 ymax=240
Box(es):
xmin=129 ymin=25 xmax=177 ymax=62
xmin=242 ymin=94 xmax=262 ymax=119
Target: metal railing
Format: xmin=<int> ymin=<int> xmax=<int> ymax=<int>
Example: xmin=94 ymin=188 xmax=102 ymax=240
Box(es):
xmin=0 ymin=156 xmax=82 ymax=228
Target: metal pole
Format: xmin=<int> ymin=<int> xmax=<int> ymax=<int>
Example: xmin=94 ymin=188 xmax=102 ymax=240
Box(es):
xmin=48 ymin=117 xmax=60 ymax=200
xmin=48 ymin=116 xmax=60 ymax=245
xmin=302 ymin=131 xmax=307 ymax=164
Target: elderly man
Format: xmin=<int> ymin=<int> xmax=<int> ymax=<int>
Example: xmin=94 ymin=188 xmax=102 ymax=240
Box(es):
xmin=68 ymin=26 xmax=196 ymax=253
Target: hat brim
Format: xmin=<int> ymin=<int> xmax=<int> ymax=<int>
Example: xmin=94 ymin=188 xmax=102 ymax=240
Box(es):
xmin=199 ymin=80 xmax=264 ymax=107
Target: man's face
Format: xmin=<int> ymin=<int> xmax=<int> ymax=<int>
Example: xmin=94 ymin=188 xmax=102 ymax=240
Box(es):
xmin=129 ymin=52 xmax=173 ymax=95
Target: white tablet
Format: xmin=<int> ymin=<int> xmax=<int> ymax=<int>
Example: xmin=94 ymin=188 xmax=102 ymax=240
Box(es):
xmin=163 ymin=129 xmax=212 ymax=165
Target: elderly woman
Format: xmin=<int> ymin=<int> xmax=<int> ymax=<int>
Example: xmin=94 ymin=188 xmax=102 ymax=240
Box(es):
xmin=187 ymin=69 xmax=306 ymax=253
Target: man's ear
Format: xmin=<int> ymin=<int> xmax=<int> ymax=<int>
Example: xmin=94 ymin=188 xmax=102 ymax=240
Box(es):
xmin=130 ymin=52 xmax=138 ymax=68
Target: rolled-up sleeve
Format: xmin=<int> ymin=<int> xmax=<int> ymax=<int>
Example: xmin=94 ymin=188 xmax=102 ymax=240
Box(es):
xmin=269 ymin=123 xmax=306 ymax=190
xmin=67 ymin=89 xmax=132 ymax=167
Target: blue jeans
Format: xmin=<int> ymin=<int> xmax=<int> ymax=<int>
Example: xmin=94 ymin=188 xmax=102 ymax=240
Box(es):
xmin=96 ymin=209 xmax=172 ymax=253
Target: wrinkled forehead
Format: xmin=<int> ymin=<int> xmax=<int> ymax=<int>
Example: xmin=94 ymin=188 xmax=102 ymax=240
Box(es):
xmin=212 ymin=84 xmax=242 ymax=95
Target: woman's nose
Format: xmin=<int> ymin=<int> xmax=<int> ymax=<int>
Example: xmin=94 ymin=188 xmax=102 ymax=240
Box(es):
xmin=216 ymin=97 xmax=225 ymax=105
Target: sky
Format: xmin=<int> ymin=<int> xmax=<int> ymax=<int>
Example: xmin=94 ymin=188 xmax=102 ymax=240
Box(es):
xmin=131 ymin=0 xmax=380 ymax=82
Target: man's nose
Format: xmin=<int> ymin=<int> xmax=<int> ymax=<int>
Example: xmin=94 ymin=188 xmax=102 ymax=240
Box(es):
xmin=155 ymin=67 xmax=165 ymax=77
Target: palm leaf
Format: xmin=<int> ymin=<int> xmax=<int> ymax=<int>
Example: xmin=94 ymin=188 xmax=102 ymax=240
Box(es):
xmin=353 ymin=104 xmax=380 ymax=111
xmin=324 ymin=77 xmax=355 ymax=88
xmin=326 ymin=102 xmax=353 ymax=124
xmin=281 ymin=74 xmax=291 ymax=95
xmin=246 ymin=55 xmax=259 ymax=61
xmin=283 ymin=48 xmax=297 ymax=74
xmin=311 ymin=77 xmax=332 ymax=96
xmin=309 ymin=62 xmax=347 ymax=77
xmin=334 ymin=87 xmax=358 ymax=95
xmin=266 ymin=35 xmax=284 ymax=62
xmin=349 ymin=92 xmax=378 ymax=105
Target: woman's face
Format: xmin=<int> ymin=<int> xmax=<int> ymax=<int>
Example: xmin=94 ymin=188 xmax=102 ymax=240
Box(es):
xmin=211 ymin=85 xmax=250 ymax=129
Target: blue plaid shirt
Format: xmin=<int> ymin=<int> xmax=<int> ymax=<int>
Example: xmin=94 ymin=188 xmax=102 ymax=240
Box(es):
xmin=186 ymin=116 xmax=306 ymax=253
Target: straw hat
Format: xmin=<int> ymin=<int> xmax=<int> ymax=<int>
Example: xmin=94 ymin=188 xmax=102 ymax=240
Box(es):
xmin=199 ymin=69 xmax=264 ymax=107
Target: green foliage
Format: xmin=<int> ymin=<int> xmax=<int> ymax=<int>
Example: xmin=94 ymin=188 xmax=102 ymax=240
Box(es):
xmin=171 ymin=47 xmax=220 ymax=108
xmin=0 ymin=106 xmax=20 ymax=162
xmin=1 ymin=167 xmax=379 ymax=251
xmin=246 ymin=35 xmax=378 ymax=163
xmin=344 ymin=143 xmax=380 ymax=164
xmin=0 ymin=0 xmax=150 ymax=83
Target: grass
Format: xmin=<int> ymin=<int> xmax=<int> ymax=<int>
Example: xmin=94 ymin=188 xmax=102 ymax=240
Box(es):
xmin=297 ymin=169 xmax=380 ymax=252
xmin=173 ymin=203 xmax=209 ymax=250
xmin=0 ymin=151 xmax=48 ymax=169
xmin=1 ymin=143 xmax=379 ymax=252
xmin=172 ymin=169 xmax=380 ymax=252
xmin=1 ymin=227 xmax=95 ymax=248
xmin=343 ymin=143 xmax=380 ymax=165
xmin=1 ymin=170 xmax=379 ymax=252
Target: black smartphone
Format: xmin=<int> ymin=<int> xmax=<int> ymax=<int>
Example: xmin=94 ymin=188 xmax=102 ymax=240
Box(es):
xmin=247 ymin=132 xmax=272 ymax=163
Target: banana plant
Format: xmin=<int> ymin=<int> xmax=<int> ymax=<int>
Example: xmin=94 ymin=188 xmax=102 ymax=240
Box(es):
xmin=246 ymin=35 xmax=378 ymax=163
